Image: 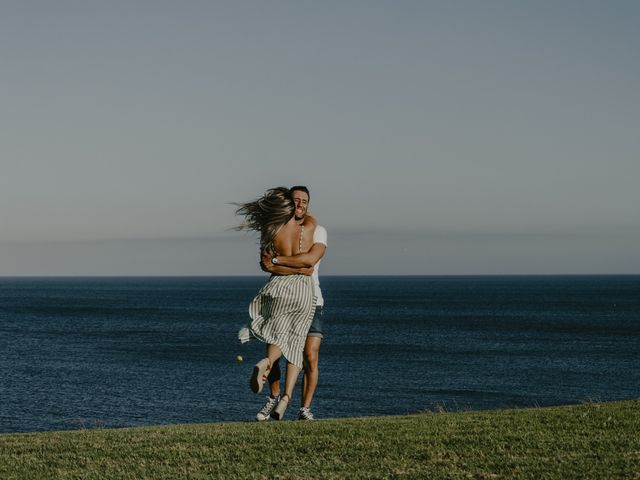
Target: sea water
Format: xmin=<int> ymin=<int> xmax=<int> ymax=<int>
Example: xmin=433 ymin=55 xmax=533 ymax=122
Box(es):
xmin=1 ymin=275 xmax=638 ymax=433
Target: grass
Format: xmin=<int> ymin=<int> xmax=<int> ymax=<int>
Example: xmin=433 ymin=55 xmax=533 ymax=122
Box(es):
xmin=1 ymin=400 xmax=639 ymax=479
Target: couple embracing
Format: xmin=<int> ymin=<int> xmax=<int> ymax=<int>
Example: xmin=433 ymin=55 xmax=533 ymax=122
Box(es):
xmin=236 ymin=186 xmax=327 ymax=421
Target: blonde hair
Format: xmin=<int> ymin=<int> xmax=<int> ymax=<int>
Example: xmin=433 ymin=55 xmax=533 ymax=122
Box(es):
xmin=234 ymin=187 xmax=294 ymax=254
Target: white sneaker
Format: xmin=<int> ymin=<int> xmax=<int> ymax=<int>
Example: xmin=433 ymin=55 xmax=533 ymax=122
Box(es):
xmin=298 ymin=407 xmax=315 ymax=420
xmin=256 ymin=395 xmax=279 ymax=421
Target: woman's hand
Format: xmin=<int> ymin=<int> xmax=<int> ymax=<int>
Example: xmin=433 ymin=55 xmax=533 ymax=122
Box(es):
xmin=261 ymin=252 xmax=274 ymax=272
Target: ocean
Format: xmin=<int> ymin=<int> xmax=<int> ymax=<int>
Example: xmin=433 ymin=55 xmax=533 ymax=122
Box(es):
xmin=1 ymin=275 xmax=639 ymax=433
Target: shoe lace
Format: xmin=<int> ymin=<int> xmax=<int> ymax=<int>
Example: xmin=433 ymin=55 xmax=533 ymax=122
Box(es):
xmin=259 ymin=396 xmax=279 ymax=415
xmin=299 ymin=407 xmax=314 ymax=420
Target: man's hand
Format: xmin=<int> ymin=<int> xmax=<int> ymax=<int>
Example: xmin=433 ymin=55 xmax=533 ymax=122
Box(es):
xmin=299 ymin=267 xmax=314 ymax=276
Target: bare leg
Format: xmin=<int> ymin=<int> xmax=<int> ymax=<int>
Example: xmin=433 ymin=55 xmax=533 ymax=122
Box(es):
xmin=266 ymin=344 xmax=283 ymax=367
xmin=272 ymin=360 xmax=301 ymax=420
xmin=301 ymin=336 xmax=322 ymax=408
xmin=255 ymin=349 xmax=282 ymax=421
xmin=267 ymin=344 xmax=281 ymax=397
xmin=283 ymin=362 xmax=302 ymax=401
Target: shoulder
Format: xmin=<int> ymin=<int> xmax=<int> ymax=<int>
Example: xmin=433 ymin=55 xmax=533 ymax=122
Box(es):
xmin=303 ymin=213 xmax=317 ymax=227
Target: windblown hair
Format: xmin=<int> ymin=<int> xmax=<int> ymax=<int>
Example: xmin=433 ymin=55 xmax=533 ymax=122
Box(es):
xmin=234 ymin=187 xmax=295 ymax=254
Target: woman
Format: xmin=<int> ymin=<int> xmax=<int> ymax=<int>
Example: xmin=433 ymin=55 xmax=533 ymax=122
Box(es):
xmin=235 ymin=187 xmax=317 ymax=419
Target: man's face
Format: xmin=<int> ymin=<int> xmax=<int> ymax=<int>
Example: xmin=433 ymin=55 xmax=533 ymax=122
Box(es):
xmin=292 ymin=190 xmax=309 ymax=220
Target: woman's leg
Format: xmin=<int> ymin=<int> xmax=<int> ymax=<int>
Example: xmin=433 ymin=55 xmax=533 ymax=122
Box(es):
xmin=266 ymin=345 xmax=281 ymax=397
xmin=272 ymin=361 xmax=301 ymax=420
xmin=283 ymin=361 xmax=302 ymax=400
xmin=266 ymin=344 xmax=283 ymax=366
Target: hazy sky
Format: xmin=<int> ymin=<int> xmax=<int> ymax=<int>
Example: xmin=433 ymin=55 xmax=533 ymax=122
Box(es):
xmin=1 ymin=1 xmax=639 ymax=275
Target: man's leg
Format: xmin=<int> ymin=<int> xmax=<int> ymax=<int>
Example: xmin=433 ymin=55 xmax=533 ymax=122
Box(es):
xmin=301 ymin=336 xmax=322 ymax=408
xmin=298 ymin=306 xmax=323 ymax=420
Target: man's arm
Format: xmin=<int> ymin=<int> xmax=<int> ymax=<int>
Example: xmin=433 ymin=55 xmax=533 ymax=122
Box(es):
xmin=262 ymin=223 xmax=327 ymax=269
xmin=263 ymin=243 xmax=326 ymax=268
xmin=260 ymin=259 xmax=313 ymax=276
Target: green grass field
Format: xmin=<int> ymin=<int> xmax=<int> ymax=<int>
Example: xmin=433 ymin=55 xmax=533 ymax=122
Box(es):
xmin=1 ymin=400 xmax=638 ymax=479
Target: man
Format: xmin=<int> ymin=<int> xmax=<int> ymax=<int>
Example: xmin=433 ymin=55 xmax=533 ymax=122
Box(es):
xmin=256 ymin=185 xmax=327 ymax=421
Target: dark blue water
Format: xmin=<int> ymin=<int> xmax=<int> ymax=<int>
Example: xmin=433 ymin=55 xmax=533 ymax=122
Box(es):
xmin=1 ymin=276 xmax=639 ymax=433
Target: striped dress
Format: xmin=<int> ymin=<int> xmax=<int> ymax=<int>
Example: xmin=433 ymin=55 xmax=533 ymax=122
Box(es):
xmin=247 ymin=274 xmax=317 ymax=368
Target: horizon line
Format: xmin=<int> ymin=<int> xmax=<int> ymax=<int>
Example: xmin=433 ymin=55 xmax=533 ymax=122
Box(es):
xmin=1 ymin=273 xmax=639 ymax=278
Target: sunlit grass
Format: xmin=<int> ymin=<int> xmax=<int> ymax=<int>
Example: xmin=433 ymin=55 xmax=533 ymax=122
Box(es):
xmin=1 ymin=400 xmax=638 ymax=479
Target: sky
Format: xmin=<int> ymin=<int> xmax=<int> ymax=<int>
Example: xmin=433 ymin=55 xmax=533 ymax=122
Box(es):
xmin=1 ymin=1 xmax=639 ymax=275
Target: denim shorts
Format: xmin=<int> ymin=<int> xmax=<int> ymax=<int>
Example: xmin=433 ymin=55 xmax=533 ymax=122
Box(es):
xmin=307 ymin=307 xmax=324 ymax=339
